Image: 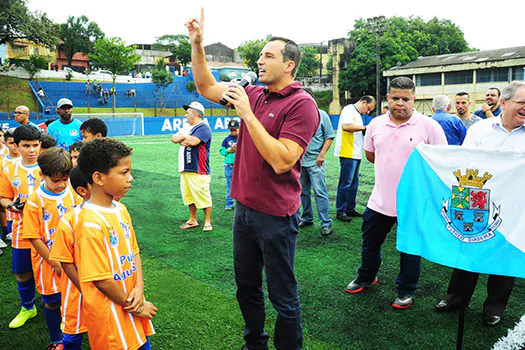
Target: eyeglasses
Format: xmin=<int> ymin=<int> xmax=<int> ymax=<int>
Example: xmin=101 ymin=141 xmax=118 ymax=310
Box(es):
xmin=13 ymin=111 xmax=25 ymax=114
xmin=510 ymin=99 xmax=525 ymax=106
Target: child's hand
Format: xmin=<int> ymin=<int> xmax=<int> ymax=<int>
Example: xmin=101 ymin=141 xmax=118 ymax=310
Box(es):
xmin=228 ymin=145 xmax=237 ymax=153
xmin=133 ymin=301 xmax=157 ymax=319
xmin=50 ymin=261 xmax=62 ymax=277
xmin=124 ymin=287 xmax=144 ymax=313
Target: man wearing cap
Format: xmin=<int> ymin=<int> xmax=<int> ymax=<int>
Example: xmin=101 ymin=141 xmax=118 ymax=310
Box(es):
xmin=219 ymin=119 xmax=240 ymax=210
xmin=171 ymin=101 xmax=213 ymax=231
xmin=47 ymin=98 xmax=82 ymax=150
xmin=13 ymin=106 xmax=39 ymax=128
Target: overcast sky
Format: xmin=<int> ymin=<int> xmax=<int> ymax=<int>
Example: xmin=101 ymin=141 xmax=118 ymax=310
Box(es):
xmin=27 ymin=0 xmax=524 ymax=52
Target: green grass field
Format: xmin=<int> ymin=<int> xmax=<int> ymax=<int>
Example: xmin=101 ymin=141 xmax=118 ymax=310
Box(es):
xmin=0 ymin=134 xmax=523 ymax=349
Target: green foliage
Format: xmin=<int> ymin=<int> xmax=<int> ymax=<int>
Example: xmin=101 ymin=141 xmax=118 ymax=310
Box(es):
xmin=0 ymin=0 xmax=59 ymax=47
xmin=220 ymin=73 xmax=231 ymax=82
xmin=59 ymin=15 xmax=104 ymax=67
xmin=297 ymin=46 xmax=320 ymax=77
xmin=340 ymin=16 xmax=472 ymax=97
xmin=237 ymin=38 xmax=268 ymax=72
xmin=152 ymin=58 xmax=174 ymax=90
xmin=312 ymin=90 xmax=333 ymax=112
xmin=153 ymin=34 xmax=191 ymax=66
xmin=186 ymin=80 xmax=196 ymax=93
xmin=18 ymin=55 xmax=47 ymax=80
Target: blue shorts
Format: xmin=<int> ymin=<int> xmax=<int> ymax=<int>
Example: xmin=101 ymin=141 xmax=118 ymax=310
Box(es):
xmin=63 ymin=332 xmax=84 ymax=350
xmin=139 ymin=337 xmax=151 ymax=350
xmin=42 ymin=292 xmax=61 ymax=305
xmin=12 ymin=248 xmax=33 ymax=274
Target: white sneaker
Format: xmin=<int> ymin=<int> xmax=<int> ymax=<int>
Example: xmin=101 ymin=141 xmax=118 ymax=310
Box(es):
xmin=6 ymin=233 xmax=12 ymax=240
xmin=0 ymin=238 xmax=7 ymax=248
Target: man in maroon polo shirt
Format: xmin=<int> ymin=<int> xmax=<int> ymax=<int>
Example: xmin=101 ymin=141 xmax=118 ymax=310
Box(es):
xmin=186 ymin=9 xmax=319 ymax=350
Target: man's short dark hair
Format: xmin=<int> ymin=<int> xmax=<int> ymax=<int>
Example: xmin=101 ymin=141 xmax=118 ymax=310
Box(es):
xmin=44 ymin=118 xmax=56 ymax=127
xmin=456 ymin=91 xmax=470 ymax=99
xmin=80 ymin=118 xmax=108 ymax=137
xmin=13 ymin=124 xmax=41 ymax=145
xmin=359 ymin=95 xmax=376 ymax=104
xmin=78 ymin=138 xmax=132 ymax=184
xmin=69 ymin=141 xmax=84 ymax=153
xmin=269 ymin=36 xmax=301 ymax=78
xmin=38 ymin=147 xmax=73 ymax=177
xmin=69 ymin=166 xmax=88 ymax=194
xmin=4 ymin=128 xmax=15 ymax=140
xmin=389 ymin=77 xmax=415 ymax=93
xmin=40 ymin=133 xmax=56 ymax=149
xmin=488 ymin=87 xmax=501 ymax=97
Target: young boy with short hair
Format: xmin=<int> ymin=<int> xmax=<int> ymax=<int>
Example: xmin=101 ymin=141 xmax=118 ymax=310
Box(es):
xmin=0 ymin=125 xmax=43 ymax=329
xmin=23 ymin=146 xmax=81 ymax=349
xmin=40 ymin=133 xmax=57 ymax=150
xmin=80 ymin=117 xmax=108 ymax=141
xmin=68 ymin=141 xmax=83 ymax=167
xmin=77 ymin=138 xmax=156 ymax=349
xmin=219 ymin=119 xmax=239 ymax=210
xmin=0 ymin=128 xmax=9 ymax=157
xmin=0 ymin=128 xmax=21 ymax=244
xmin=49 ymin=166 xmax=91 ymax=349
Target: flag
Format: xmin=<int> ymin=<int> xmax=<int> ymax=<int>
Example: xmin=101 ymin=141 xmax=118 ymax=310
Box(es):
xmin=396 ymin=144 xmax=525 ymax=278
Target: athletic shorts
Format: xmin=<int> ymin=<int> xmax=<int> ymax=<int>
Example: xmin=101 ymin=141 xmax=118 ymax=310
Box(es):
xmin=12 ymin=248 xmax=32 ymax=274
xmin=180 ymin=172 xmax=212 ymax=209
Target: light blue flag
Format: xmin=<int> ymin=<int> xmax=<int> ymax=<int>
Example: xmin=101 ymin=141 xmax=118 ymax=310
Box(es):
xmin=397 ymin=144 xmax=525 ymax=278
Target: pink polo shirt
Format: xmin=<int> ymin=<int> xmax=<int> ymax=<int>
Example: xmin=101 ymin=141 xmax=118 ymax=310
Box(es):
xmin=364 ymin=111 xmax=447 ymax=217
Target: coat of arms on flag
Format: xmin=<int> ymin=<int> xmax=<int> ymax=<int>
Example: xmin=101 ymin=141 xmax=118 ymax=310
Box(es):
xmin=440 ymin=169 xmax=502 ymax=243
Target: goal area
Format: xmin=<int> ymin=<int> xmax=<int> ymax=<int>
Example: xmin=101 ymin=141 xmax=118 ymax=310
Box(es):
xmin=74 ymin=113 xmax=145 ymax=137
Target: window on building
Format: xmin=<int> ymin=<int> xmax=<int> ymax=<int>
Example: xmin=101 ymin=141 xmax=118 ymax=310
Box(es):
xmin=416 ymin=73 xmax=441 ymax=86
xmin=512 ymin=66 xmax=525 ymax=80
xmin=445 ymin=71 xmax=473 ymax=84
xmin=33 ymin=47 xmax=39 ymax=56
xmin=476 ymin=67 xmax=509 ymax=83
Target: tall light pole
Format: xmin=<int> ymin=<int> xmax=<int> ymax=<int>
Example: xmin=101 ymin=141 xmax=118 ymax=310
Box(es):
xmin=367 ymin=16 xmax=386 ymax=112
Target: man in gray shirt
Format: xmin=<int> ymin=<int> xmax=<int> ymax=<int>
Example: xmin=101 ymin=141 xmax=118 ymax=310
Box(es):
xmin=455 ymin=92 xmax=481 ymax=129
xmin=299 ymin=89 xmax=335 ymax=236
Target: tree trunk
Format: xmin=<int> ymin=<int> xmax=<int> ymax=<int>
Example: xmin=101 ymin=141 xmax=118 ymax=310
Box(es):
xmin=112 ymin=77 xmax=116 ymax=113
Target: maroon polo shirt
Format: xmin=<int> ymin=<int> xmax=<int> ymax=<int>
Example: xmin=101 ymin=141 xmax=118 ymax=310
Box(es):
xmin=230 ymin=82 xmax=320 ymax=217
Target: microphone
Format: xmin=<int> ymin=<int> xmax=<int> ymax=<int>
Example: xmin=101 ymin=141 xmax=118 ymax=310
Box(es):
xmin=219 ymin=72 xmax=258 ymax=105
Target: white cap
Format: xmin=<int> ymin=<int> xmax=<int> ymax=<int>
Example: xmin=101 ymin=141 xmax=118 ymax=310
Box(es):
xmin=57 ymin=98 xmax=73 ymax=109
xmin=183 ymin=101 xmax=205 ymax=115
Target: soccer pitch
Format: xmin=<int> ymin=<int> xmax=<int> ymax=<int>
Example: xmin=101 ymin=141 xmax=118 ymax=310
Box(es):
xmin=0 ymin=133 xmax=522 ymax=349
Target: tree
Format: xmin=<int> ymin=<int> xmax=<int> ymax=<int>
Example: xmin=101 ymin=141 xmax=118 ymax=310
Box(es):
xmin=0 ymin=0 xmax=59 ymax=47
xmin=151 ymin=58 xmax=174 ymax=112
xmin=19 ymin=55 xmax=47 ymax=80
xmin=296 ymin=46 xmax=320 ymax=77
xmin=153 ymin=34 xmax=191 ymax=67
xmin=59 ymin=15 xmax=104 ymax=68
xmin=340 ymin=16 xmax=472 ymax=98
xmin=89 ymin=37 xmax=140 ymax=112
xmin=237 ymin=38 xmax=268 ymax=72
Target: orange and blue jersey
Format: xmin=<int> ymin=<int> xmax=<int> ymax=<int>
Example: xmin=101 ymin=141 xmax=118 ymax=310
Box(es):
xmin=49 ymin=206 xmax=88 ymax=335
xmin=76 ymin=201 xmax=154 ymax=350
xmin=22 ymin=183 xmax=81 ymax=295
xmin=0 ymin=160 xmax=42 ymax=249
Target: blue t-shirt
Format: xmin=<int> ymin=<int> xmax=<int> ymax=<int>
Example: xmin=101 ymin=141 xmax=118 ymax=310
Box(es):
xmin=303 ymin=109 xmax=334 ymax=167
xmin=474 ymin=105 xmax=501 ymax=119
xmin=47 ymin=118 xmax=83 ymax=150
xmin=432 ymin=110 xmax=467 ymax=145
xmin=182 ymin=122 xmax=212 ymax=174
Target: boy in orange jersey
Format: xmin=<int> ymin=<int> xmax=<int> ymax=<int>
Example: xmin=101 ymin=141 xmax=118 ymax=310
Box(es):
xmin=1 ymin=128 xmax=21 ymax=242
xmin=23 ymin=147 xmax=81 ymax=350
xmin=49 ymin=166 xmax=91 ymax=349
xmin=77 ymin=138 xmax=156 ymax=350
xmin=0 ymin=125 xmax=43 ymax=329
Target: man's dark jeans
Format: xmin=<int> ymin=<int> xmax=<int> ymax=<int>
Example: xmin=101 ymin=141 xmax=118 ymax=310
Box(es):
xmin=233 ymin=202 xmax=303 ymax=350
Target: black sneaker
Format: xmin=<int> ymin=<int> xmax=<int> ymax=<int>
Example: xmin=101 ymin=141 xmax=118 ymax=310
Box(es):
xmin=298 ymin=221 xmax=313 ymax=228
xmin=336 ymin=214 xmax=352 ymax=222
xmin=346 ymin=209 xmax=363 ymax=217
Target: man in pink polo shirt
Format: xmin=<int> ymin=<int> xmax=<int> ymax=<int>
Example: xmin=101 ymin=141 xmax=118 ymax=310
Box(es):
xmin=186 ymin=9 xmax=319 ymax=350
xmin=345 ymin=77 xmax=447 ymax=309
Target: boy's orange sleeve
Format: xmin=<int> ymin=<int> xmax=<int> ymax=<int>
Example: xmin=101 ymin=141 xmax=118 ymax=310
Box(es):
xmin=78 ymin=223 xmax=113 ymax=283
xmin=0 ymin=172 xmax=14 ymax=199
xmin=49 ymin=216 xmax=75 ymax=263
xmin=21 ymin=197 xmax=42 ymax=240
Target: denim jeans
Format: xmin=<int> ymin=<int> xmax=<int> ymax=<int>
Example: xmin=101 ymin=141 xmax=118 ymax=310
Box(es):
xmin=336 ymin=157 xmax=361 ymax=215
xmin=299 ymin=164 xmax=332 ymax=227
xmin=233 ymin=202 xmax=303 ymax=350
xmin=225 ymin=164 xmax=234 ymax=207
xmin=357 ymin=207 xmax=421 ymax=296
